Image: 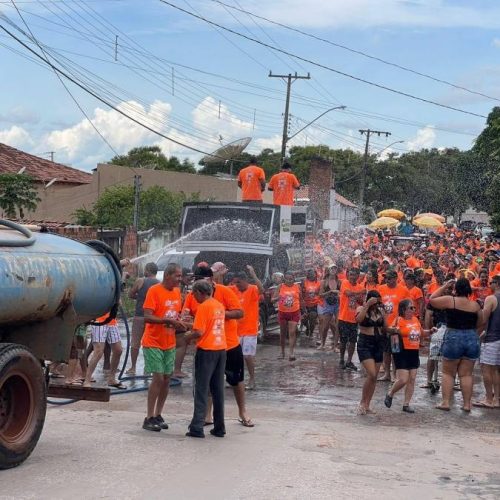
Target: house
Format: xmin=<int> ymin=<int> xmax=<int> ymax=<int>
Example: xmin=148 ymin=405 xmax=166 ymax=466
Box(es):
xmin=0 ymin=142 xmax=92 ymax=220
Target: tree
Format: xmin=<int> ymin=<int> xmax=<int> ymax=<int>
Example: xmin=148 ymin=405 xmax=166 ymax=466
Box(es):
xmin=109 ymin=146 xmax=196 ymax=173
xmin=0 ymin=173 xmax=40 ymax=218
xmin=73 ymin=184 xmax=199 ymax=230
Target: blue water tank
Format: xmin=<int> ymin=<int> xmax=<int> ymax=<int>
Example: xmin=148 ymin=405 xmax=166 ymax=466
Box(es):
xmin=0 ymin=230 xmax=120 ymax=325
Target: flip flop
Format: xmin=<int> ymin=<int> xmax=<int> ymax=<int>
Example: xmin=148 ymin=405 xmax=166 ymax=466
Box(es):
xmin=108 ymin=382 xmax=127 ymax=390
xmin=203 ymin=421 xmax=213 ymax=426
xmin=289 ymin=356 xmax=297 ymax=362
xmin=460 ymin=407 xmax=471 ymax=413
xmin=435 ymin=405 xmax=450 ymax=411
xmin=420 ymin=383 xmax=432 ymax=389
xmin=238 ymin=418 xmax=255 ymax=427
xmin=472 ymin=401 xmax=494 ymax=408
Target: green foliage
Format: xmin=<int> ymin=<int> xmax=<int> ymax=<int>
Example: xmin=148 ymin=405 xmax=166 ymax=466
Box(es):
xmin=473 ymin=107 xmax=500 ymax=162
xmin=73 ymin=184 xmax=199 ymax=230
xmin=0 ymin=173 xmax=40 ymax=218
xmin=110 ymin=146 xmax=196 ymax=173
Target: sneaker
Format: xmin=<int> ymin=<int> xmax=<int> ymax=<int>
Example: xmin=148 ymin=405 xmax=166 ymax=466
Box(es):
xmin=155 ymin=415 xmax=169 ymax=429
xmin=384 ymin=394 xmax=393 ymax=408
xmin=346 ymin=362 xmax=358 ymax=371
xmin=339 ymin=360 xmax=346 ymax=369
xmin=143 ymin=417 xmax=161 ymax=432
xmin=402 ymin=405 xmax=415 ymax=413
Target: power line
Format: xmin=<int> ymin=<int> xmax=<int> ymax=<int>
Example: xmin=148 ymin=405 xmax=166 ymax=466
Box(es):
xmin=211 ymin=0 xmax=500 ymax=104
xmin=159 ymin=1 xmax=487 ymax=119
xmin=8 ymin=0 xmax=119 ymax=157
xmin=0 ymin=21 xmax=241 ymax=160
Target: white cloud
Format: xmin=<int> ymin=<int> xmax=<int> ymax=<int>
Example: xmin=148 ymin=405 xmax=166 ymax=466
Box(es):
xmin=208 ymin=0 xmax=500 ymax=29
xmin=0 ymin=106 xmax=39 ymax=125
xmin=407 ymin=125 xmax=436 ymax=150
xmin=44 ymin=100 xmax=172 ymax=168
xmin=192 ymin=97 xmax=254 ymax=141
xmin=493 ymin=38 xmax=500 ymax=48
xmin=252 ymin=134 xmax=282 ymax=152
xmin=0 ymin=126 xmax=34 ymax=149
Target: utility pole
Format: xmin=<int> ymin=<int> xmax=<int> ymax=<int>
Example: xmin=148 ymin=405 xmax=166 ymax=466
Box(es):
xmin=358 ymin=129 xmax=391 ymax=212
xmin=269 ymin=71 xmax=310 ymax=162
xmin=133 ymin=174 xmax=142 ymax=231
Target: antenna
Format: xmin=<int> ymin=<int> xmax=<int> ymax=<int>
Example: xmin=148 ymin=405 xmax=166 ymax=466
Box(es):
xmin=200 ymin=137 xmax=252 ymax=177
xmin=45 ymin=178 xmax=57 ymax=188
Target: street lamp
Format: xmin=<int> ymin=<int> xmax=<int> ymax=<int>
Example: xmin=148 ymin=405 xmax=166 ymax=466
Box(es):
xmin=375 ymin=140 xmax=405 ymax=158
xmin=286 ymin=106 xmax=346 ymax=145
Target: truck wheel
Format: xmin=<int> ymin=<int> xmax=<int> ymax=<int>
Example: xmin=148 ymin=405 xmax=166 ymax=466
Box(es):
xmin=0 ymin=344 xmax=46 ymax=469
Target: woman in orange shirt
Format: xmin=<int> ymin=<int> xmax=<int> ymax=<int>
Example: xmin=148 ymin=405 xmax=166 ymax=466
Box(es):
xmin=384 ymin=299 xmax=427 ymax=413
xmin=272 ymin=271 xmax=304 ymax=361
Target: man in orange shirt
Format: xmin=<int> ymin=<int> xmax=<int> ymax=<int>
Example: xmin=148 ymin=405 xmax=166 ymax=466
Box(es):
xmin=231 ymin=265 xmax=263 ymax=391
xmin=141 ymin=263 xmax=186 ymax=432
xmin=184 ymin=280 xmax=227 ymax=438
xmin=237 ymin=157 xmax=266 ymax=202
xmin=338 ymin=268 xmax=366 ymax=370
xmin=267 ymin=162 xmax=300 ymax=206
xmin=378 ymin=269 xmax=410 ymax=381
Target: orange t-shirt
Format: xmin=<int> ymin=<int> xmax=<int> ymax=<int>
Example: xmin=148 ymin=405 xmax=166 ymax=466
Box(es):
xmin=230 ymin=284 xmax=260 ymax=336
xmin=338 ymin=280 xmax=365 ymax=324
xmin=378 ymin=284 xmax=410 ymax=326
xmin=193 ymin=297 xmax=226 ymax=350
xmin=406 ymin=256 xmax=421 ymax=269
xmin=214 ymin=284 xmax=242 ymax=350
xmin=302 ymin=279 xmax=321 ymax=307
xmin=406 ymin=286 xmax=423 ymax=306
xmin=182 ymin=291 xmax=200 ymax=317
xmin=394 ymin=316 xmax=422 ymax=350
xmin=277 ymin=284 xmax=301 ymax=313
xmin=268 ymin=171 xmax=300 ymax=206
xmin=237 ymin=165 xmax=265 ymax=201
xmin=142 ymin=284 xmax=182 ymax=350
xmin=96 ymin=312 xmax=117 ymax=326
xmin=471 ymin=279 xmax=493 ymax=302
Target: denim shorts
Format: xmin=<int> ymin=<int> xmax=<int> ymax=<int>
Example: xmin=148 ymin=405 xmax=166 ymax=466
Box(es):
xmin=317 ymin=303 xmax=339 ymax=316
xmin=441 ymin=328 xmax=480 ymax=361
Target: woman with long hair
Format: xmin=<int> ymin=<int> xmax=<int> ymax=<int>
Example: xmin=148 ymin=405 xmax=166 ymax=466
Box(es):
xmin=356 ymin=290 xmax=386 ymax=414
xmin=384 ymin=299 xmax=424 ymax=413
xmin=317 ymin=265 xmax=341 ymax=351
xmin=430 ymin=278 xmax=482 ymax=412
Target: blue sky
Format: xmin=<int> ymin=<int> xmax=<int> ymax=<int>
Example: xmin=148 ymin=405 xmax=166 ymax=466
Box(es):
xmin=0 ymin=0 xmax=499 ymax=170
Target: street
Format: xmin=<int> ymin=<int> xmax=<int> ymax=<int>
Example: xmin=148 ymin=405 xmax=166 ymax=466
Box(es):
xmin=2 ymin=334 xmax=498 ymax=500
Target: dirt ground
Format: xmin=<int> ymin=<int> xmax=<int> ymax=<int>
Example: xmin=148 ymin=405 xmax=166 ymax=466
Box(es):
xmin=2 ymin=339 xmax=499 ymax=500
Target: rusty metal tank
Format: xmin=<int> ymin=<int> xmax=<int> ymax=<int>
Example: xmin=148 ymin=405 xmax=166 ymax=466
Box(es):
xmin=0 ymin=220 xmax=121 ymax=325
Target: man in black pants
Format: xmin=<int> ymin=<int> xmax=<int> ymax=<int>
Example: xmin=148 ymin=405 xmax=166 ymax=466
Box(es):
xmin=184 ymin=280 xmax=227 ymax=438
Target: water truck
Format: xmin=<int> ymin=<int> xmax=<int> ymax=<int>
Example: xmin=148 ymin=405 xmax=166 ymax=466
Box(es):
xmin=0 ymin=220 xmax=122 ymax=469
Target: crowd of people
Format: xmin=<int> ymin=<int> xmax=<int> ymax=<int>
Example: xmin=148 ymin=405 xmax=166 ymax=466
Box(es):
xmin=64 ymin=222 xmax=499 ymax=436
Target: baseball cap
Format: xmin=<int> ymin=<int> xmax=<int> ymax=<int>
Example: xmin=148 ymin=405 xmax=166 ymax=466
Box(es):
xmin=194 ymin=266 xmax=213 ymax=279
xmin=354 ymin=249 xmax=362 ymax=257
xmin=211 ymin=261 xmax=228 ymax=273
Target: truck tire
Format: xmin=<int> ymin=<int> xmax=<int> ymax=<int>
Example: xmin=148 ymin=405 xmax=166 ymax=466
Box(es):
xmin=0 ymin=343 xmax=46 ymax=470
xmin=257 ymin=312 xmax=267 ymax=344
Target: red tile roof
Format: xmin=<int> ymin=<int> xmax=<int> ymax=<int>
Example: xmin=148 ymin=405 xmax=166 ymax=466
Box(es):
xmin=0 ymin=143 xmax=92 ymax=185
xmin=294 ymin=185 xmax=357 ymax=208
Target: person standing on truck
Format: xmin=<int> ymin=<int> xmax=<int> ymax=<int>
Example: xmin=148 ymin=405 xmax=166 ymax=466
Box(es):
xmin=237 ymin=157 xmax=266 ymax=202
xmin=267 ymin=162 xmax=300 ymax=206
xmin=126 ymin=262 xmax=159 ymax=376
xmin=141 ymin=263 xmax=187 ymax=432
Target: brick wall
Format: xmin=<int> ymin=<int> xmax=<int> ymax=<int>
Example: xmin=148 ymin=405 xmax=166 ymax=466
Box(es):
xmin=53 ymin=226 xmax=97 ymax=242
xmin=309 ymin=157 xmax=333 ymax=221
xmin=122 ymin=227 xmax=137 ymax=259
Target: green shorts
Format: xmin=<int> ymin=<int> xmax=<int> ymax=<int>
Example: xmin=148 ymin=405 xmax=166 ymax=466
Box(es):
xmin=143 ymin=347 xmax=175 ymax=375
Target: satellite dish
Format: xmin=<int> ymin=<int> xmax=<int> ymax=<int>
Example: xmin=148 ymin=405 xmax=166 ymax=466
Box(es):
xmin=201 ymin=137 xmax=251 ymax=165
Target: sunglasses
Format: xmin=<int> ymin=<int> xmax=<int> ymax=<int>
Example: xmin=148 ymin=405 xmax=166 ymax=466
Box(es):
xmin=407 ymin=306 xmax=416 ymax=311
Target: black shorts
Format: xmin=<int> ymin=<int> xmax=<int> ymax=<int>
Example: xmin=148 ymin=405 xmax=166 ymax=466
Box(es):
xmin=339 ymin=320 xmax=358 ymax=345
xmin=306 ymin=306 xmax=318 ymax=315
xmin=357 ymin=333 xmax=383 ymax=363
xmin=393 ymin=348 xmax=420 ymax=370
xmin=379 ymin=334 xmax=392 ymax=354
xmin=225 ymin=344 xmax=244 ymax=386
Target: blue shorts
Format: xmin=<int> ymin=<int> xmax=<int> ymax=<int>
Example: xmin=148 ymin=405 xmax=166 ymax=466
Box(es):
xmin=317 ymin=303 xmax=339 ymax=316
xmin=441 ymin=329 xmax=480 ymax=361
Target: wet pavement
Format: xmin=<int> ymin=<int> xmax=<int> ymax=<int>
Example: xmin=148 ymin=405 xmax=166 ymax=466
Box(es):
xmin=3 ymin=324 xmax=498 ymax=499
